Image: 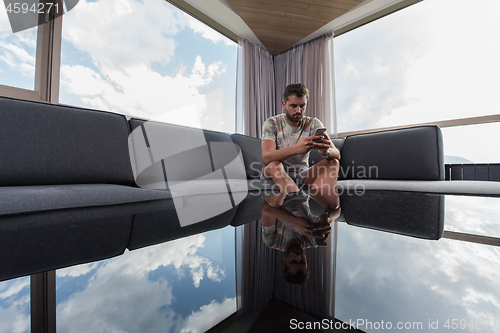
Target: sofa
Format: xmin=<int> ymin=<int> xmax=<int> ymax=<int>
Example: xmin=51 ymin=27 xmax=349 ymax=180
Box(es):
xmin=1 ymin=95 xmax=500 ymax=281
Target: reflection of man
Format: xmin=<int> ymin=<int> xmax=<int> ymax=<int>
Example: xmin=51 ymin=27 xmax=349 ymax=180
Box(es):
xmin=261 ymin=83 xmax=340 ymax=207
xmin=261 ymin=191 xmax=339 ymax=285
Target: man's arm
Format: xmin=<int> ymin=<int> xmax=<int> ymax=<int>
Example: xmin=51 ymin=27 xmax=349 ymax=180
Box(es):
xmin=316 ymin=133 xmax=341 ymax=161
xmin=261 ymin=202 xmax=278 ymax=226
xmin=261 ymin=136 xmax=322 ymax=166
xmin=262 ymin=202 xmax=329 ymax=238
xmin=262 ymin=140 xmax=296 ymax=166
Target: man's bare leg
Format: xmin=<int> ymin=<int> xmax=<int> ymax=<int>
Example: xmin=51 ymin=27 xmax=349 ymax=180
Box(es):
xmin=302 ymin=158 xmax=339 ymax=194
xmin=263 ymin=161 xmax=300 ymax=207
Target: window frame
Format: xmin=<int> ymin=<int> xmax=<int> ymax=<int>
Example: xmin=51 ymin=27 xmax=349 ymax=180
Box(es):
xmin=0 ymin=0 xmax=62 ymax=103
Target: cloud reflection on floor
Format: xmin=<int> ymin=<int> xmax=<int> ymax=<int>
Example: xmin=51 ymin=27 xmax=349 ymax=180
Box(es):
xmin=56 ymin=232 xmax=236 ymax=333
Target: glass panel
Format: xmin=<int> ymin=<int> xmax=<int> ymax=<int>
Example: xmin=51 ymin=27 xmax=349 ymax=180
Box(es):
xmin=335 ymin=222 xmax=500 ymax=332
xmin=445 ymin=195 xmax=500 ymax=238
xmin=59 ymin=0 xmax=237 ymax=133
xmin=0 ymin=8 xmax=37 ymax=90
xmin=442 ymin=122 xmax=500 ymax=163
xmin=334 ymin=0 xmax=500 ymax=134
xmin=56 ymin=226 xmax=236 ymax=332
xmin=0 ymin=276 xmax=30 ymax=333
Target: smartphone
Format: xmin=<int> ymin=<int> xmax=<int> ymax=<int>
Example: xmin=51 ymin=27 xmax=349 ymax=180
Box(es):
xmin=314 ymin=128 xmax=326 ymax=137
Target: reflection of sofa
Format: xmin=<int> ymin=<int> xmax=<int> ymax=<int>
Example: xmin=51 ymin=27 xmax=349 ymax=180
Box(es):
xmin=341 ymin=191 xmax=445 ymax=240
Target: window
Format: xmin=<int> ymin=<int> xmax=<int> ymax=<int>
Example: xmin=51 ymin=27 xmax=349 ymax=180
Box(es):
xmin=334 ymin=0 xmax=500 ymax=134
xmin=59 ymin=0 xmax=237 ymax=133
xmin=0 ymin=276 xmax=30 ymax=332
xmin=442 ymin=122 xmax=500 ymax=163
xmin=0 ymin=10 xmax=37 ymax=91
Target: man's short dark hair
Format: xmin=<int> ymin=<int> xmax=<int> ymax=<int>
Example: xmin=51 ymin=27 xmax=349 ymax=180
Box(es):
xmin=283 ymin=83 xmax=309 ymax=102
xmin=282 ymin=263 xmax=309 ymax=285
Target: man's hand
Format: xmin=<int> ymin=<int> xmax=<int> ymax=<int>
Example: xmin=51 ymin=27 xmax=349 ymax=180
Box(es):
xmin=315 ymin=133 xmax=340 ymax=160
xmin=294 ymin=135 xmax=322 ymax=154
xmin=293 ymin=217 xmax=331 ymax=239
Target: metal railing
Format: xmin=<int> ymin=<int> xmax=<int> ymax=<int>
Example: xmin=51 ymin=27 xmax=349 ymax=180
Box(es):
xmin=445 ymin=164 xmax=500 ymax=182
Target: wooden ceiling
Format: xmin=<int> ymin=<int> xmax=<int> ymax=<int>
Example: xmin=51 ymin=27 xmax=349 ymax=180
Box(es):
xmin=226 ymin=0 xmax=364 ymax=56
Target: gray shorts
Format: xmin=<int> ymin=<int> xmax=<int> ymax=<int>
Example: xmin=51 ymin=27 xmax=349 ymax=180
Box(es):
xmin=260 ymin=164 xmax=309 ymax=186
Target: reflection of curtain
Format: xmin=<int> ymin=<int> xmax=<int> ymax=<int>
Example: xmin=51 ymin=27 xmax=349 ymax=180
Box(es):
xmin=238 ymin=38 xmax=276 ymax=138
xmin=272 ymin=221 xmax=337 ymax=319
xmin=235 ymin=218 xmax=337 ymax=319
xmin=235 ymin=220 xmax=275 ymax=318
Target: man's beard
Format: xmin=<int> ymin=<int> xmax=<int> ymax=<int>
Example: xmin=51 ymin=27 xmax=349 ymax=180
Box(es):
xmin=286 ymin=111 xmax=302 ymax=122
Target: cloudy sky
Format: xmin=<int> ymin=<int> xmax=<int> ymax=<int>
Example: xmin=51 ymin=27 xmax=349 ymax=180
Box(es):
xmin=58 ymin=0 xmax=238 ymax=133
xmin=334 ymin=0 xmax=500 ymax=163
xmin=335 ymin=195 xmax=500 ymax=332
xmin=0 ymin=225 xmax=236 ymax=333
xmin=55 ymin=227 xmax=236 ymax=333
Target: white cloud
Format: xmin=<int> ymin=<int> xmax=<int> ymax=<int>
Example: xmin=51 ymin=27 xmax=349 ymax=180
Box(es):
xmin=56 ymin=234 xmax=230 ymax=333
xmin=63 ymin=0 xmax=181 ymax=70
xmin=0 ymin=278 xmax=30 ymax=333
xmin=61 ymin=55 xmax=225 ymax=119
xmin=0 ymin=29 xmax=36 ymax=78
xmin=0 ymin=278 xmax=29 ymax=300
xmin=184 ymin=13 xmax=234 ymax=46
xmin=336 ymin=222 xmax=500 ymax=326
xmin=180 ymin=298 xmax=236 ymax=333
xmin=57 ymin=262 xmax=100 ymax=278
xmin=0 ymin=301 xmax=29 ymax=333
xmin=60 ymin=0 xmax=229 ymax=123
xmin=445 ymin=196 xmax=500 ymax=236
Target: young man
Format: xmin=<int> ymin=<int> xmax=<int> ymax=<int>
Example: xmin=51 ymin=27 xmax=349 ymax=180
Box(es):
xmin=261 ymin=83 xmax=340 ymax=206
xmin=261 ymin=186 xmax=341 ymax=285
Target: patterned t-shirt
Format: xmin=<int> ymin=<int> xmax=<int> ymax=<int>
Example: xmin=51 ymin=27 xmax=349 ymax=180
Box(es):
xmin=261 ymin=114 xmax=324 ymax=177
xmin=261 ymin=192 xmax=318 ymax=251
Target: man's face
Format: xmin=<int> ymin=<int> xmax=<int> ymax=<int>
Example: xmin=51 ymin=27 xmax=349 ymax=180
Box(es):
xmin=282 ymin=94 xmax=307 ymax=123
xmin=282 ymin=243 xmax=308 ymax=274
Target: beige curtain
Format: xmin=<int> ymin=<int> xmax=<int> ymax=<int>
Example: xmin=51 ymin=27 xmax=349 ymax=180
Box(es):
xmin=272 ymin=221 xmax=338 ymax=319
xmin=237 ymin=33 xmax=336 ymax=138
xmin=302 ymin=33 xmax=336 ymax=137
xmin=274 ymin=45 xmax=304 ymax=115
xmin=235 ymin=220 xmax=276 ymax=318
xmin=238 ymin=38 xmax=276 ymax=138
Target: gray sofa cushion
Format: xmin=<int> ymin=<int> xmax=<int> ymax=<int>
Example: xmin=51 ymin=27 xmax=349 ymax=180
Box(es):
xmin=129 ymin=119 xmax=241 ymax=183
xmin=340 ymin=126 xmax=444 ymax=180
xmin=0 ymin=96 xmax=135 ymax=186
xmin=230 ymin=133 xmax=263 ymax=179
xmin=0 ymin=184 xmax=171 ymax=216
xmin=128 ymin=119 xmax=248 ymax=219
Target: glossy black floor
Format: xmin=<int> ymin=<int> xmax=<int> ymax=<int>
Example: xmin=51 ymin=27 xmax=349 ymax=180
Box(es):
xmin=1 ymin=189 xmax=499 ymax=332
